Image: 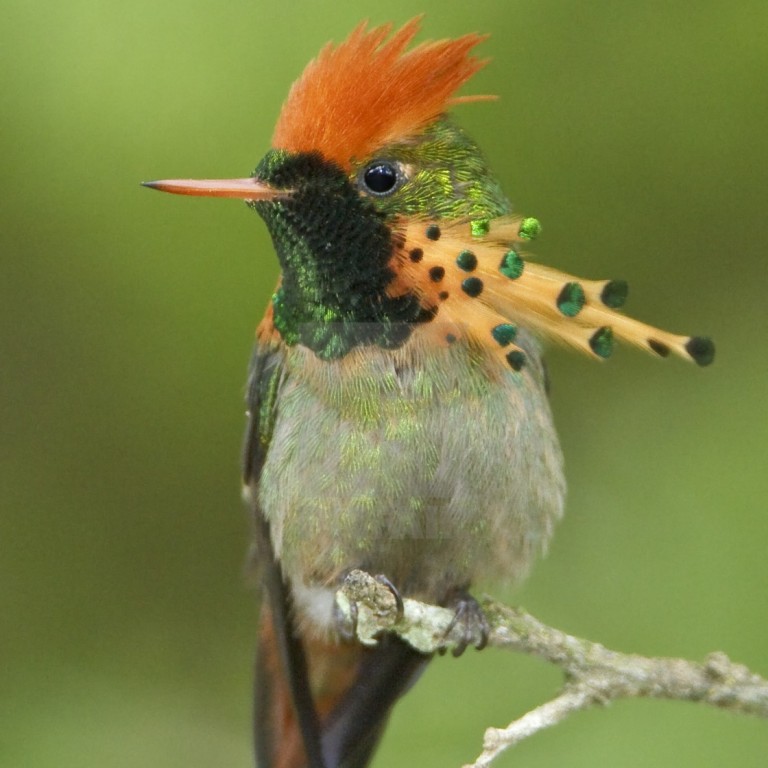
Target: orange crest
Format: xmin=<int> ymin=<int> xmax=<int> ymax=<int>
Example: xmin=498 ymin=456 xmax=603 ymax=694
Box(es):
xmin=271 ymin=18 xmax=488 ymax=170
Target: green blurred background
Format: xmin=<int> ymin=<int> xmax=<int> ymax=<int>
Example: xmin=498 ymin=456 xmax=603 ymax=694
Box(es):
xmin=2 ymin=1 xmax=766 ymax=766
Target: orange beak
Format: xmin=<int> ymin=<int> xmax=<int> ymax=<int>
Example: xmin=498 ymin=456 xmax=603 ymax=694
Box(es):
xmin=141 ymin=177 xmax=289 ymax=200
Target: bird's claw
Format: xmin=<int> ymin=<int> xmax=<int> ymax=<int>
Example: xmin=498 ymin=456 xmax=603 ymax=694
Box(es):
xmin=374 ymin=574 xmax=404 ymax=623
xmin=334 ymin=571 xmax=404 ymax=643
xmin=443 ymin=589 xmax=489 ymax=657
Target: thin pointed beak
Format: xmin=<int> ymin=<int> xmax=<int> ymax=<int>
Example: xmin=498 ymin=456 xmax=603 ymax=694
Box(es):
xmin=141 ymin=177 xmax=289 ymax=200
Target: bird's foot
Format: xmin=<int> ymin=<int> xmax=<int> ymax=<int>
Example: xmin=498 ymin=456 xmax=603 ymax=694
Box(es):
xmin=333 ymin=571 xmax=404 ymax=643
xmin=373 ymin=574 xmax=404 ymax=623
xmin=443 ymin=588 xmax=489 ymax=657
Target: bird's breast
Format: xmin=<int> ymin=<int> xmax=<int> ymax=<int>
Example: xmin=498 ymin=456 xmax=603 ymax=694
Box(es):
xmin=257 ymin=331 xmax=565 ymax=629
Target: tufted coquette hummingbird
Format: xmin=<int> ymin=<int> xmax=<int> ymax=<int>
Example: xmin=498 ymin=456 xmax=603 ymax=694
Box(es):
xmin=143 ymin=18 xmax=714 ymax=768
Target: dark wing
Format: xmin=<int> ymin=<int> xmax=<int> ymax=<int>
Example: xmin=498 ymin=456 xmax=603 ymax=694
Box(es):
xmin=243 ymin=339 xmax=327 ymax=768
xmin=243 ymin=339 xmax=285 ymax=487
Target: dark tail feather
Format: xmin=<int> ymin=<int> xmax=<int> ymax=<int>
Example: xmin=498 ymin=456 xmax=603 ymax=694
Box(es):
xmin=253 ymin=510 xmax=325 ymax=768
xmin=321 ymin=634 xmax=430 ymax=768
xmin=255 ymin=609 xmax=430 ymax=768
xmin=255 ymin=608 xmax=313 ymax=768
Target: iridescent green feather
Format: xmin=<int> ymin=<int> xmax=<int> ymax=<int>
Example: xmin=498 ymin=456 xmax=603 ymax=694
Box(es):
xmin=356 ymin=117 xmax=510 ymax=222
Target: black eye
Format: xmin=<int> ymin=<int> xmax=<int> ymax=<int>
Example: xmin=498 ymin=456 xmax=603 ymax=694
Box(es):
xmin=361 ymin=161 xmax=400 ymax=196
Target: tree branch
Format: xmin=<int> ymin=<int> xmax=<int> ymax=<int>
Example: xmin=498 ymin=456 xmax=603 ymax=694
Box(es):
xmin=335 ymin=570 xmax=768 ymax=767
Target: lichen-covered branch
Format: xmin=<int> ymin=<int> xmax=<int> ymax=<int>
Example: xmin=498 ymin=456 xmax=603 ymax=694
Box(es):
xmin=335 ymin=570 xmax=768 ymax=767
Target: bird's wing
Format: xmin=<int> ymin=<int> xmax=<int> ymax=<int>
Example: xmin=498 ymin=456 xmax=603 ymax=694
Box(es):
xmin=243 ymin=312 xmax=328 ymax=768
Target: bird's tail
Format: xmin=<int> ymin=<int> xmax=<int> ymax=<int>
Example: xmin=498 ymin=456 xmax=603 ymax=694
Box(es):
xmin=255 ymin=607 xmax=429 ymax=768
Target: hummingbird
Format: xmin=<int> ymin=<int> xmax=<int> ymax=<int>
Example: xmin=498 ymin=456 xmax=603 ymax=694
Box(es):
xmin=143 ymin=18 xmax=714 ymax=768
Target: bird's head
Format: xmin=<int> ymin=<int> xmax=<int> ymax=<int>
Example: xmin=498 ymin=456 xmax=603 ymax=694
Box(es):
xmin=145 ymin=20 xmax=508 ymax=359
xmin=145 ymin=19 xmax=714 ymax=368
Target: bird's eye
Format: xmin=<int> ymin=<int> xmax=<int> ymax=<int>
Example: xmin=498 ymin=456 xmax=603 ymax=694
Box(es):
xmin=360 ymin=161 xmax=401 ymax=196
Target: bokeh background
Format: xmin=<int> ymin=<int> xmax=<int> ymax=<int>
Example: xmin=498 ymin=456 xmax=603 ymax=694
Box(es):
xmin=2 ymin=1 xmax=766 ymax=766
